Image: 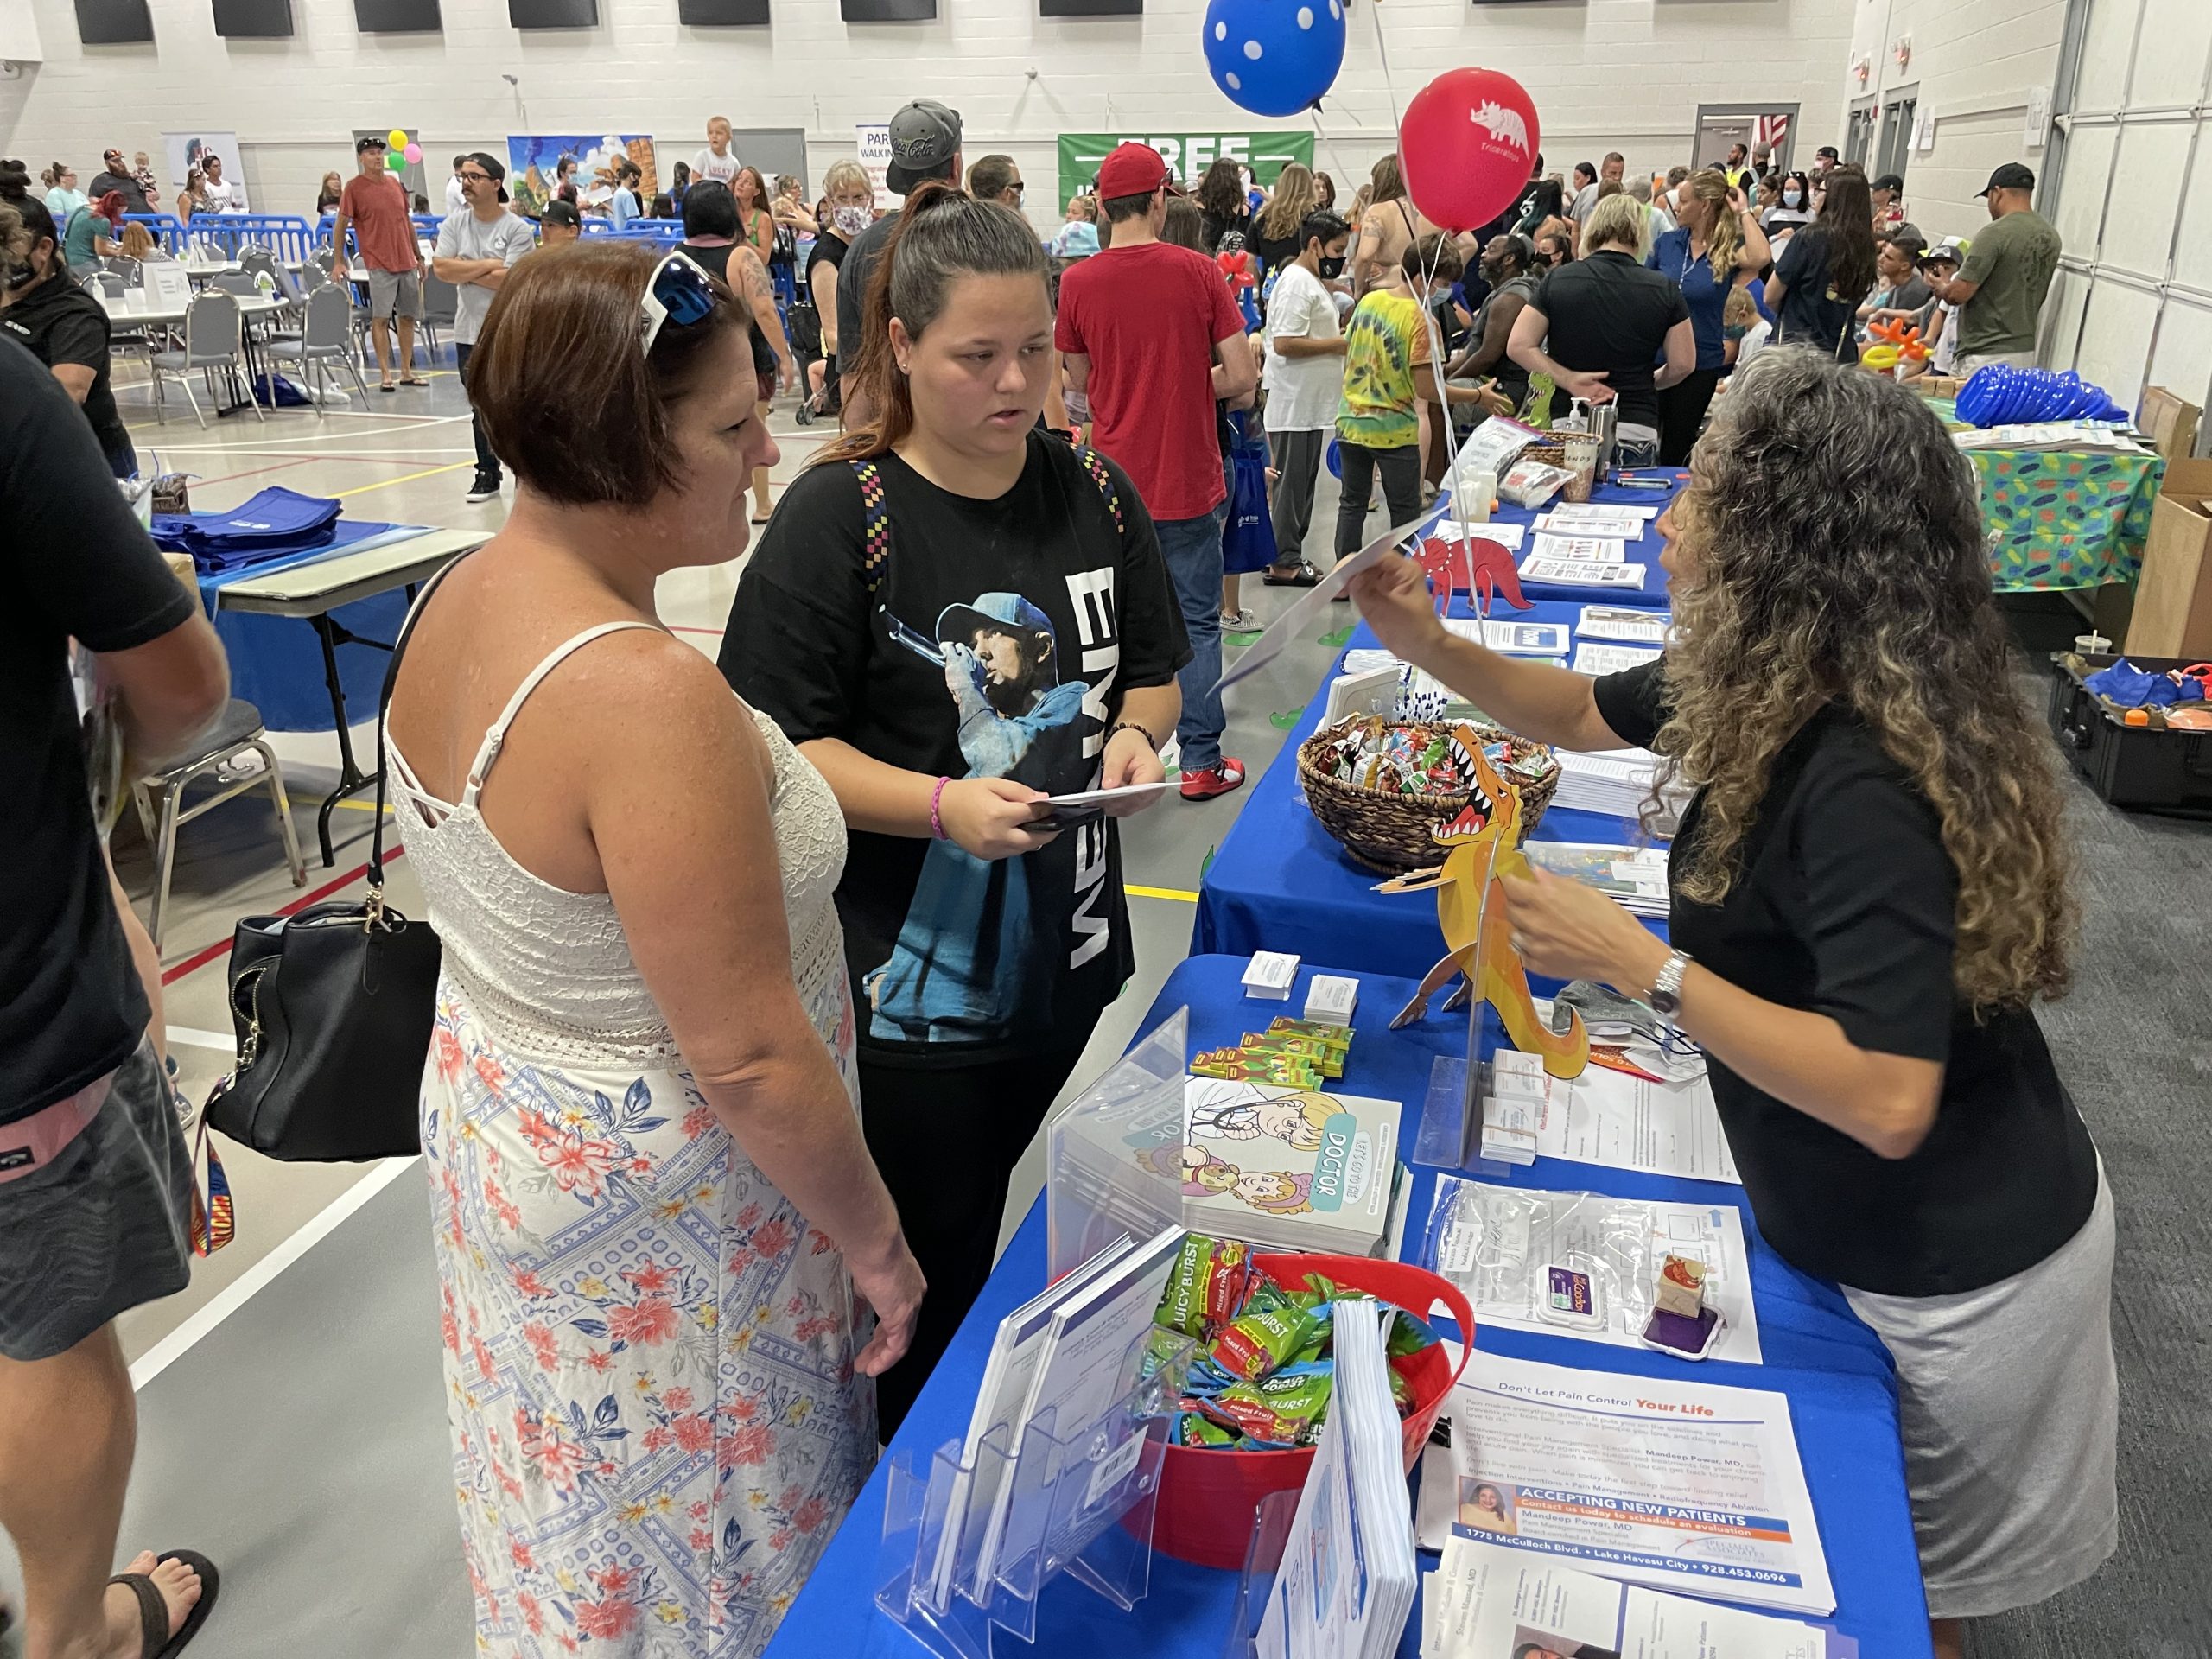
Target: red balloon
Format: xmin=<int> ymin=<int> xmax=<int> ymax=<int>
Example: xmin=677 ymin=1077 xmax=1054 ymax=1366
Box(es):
xmin=1399 ymin=67 xmax=1542 ymax=233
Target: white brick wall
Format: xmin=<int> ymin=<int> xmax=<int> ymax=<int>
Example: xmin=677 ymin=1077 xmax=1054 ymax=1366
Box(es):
xmin=1840 ymin=0 xmax=2067 ymax=245
xmin=4 ymin=0 xmax=1853 ymax=227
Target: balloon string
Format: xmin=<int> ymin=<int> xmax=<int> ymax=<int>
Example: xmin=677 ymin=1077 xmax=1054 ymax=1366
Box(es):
xmin=1366 ymin=0 xmax=1402 ymax=130
xmin=1417 ymin=237 xmax=1488 ymax=619
xmin=1309 ymin=105 xmax=1357 ymax=197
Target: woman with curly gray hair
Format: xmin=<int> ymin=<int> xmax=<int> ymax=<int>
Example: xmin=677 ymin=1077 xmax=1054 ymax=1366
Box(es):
xmin=1351 ymin=347 xmax=2113 ymax=1659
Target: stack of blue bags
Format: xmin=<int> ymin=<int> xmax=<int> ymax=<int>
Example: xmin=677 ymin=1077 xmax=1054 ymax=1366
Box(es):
xmin=152 ymin=486 xmax=344 ymax=577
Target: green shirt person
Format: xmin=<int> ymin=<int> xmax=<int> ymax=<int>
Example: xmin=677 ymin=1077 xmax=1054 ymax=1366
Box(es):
xmin=1928 ymin=162 xmax=2061 ymax=372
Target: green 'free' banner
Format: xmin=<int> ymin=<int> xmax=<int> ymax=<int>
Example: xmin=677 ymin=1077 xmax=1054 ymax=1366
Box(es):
xmin=1056 ymin=130 xmax=1316 ymax=209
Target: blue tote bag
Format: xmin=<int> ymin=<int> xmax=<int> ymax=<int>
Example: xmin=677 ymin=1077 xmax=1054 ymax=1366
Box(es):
xmin=1221 ymin=410 xmax=1279 ymax=575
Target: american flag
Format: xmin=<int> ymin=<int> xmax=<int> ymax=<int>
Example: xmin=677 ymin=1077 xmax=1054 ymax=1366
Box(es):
xmin=1754 ymin=114 xmax=1791 ymax=153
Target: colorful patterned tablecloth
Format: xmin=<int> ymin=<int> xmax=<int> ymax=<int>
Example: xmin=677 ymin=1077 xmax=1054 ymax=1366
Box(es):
xmin=1928 ymin=401 xmax=2167 ymax=591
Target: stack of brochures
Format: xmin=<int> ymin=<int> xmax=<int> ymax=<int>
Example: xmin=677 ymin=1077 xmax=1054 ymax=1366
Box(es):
xmin=1522 ymin=842 xmax=1669 ymax=917
xmin=935 ymin=1225 xmax=1188 ymax=1605
xmin=1258 ymin=1300 xmax=1419 ymax=1659
xmin=1424 ymin=1537 xmax=1833 ymax=1659
xmin=1551 ymin=747 xmax=1664 ymax=817
xmin=1052 ymin=1075 xmax=1405 ymax=1257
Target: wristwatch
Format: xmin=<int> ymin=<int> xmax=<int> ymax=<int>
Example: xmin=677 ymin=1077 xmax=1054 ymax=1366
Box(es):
xmin=1648 ymin=949 xmax=1693 ymax=1020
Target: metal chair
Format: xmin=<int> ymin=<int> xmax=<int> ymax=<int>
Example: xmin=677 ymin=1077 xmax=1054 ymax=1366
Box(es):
xmin=149 ymin=289 xmax=263 ymax=428
xmin=130 ymin=699 xmax=307 ymax=951
xmin=82 ymin=270 xmax=126 ymax=299
xmin=238 ymin=244 xmax=283 ymax=285
xmin=211 ymin=270 xmax=260 ymax=297
xmin=297 ymin=259 xmax=332 ymax=294
xmin=262 ymin=283 xmax=370 ymax=416
xmin=420 ymin=273 xmax=457 ymax=359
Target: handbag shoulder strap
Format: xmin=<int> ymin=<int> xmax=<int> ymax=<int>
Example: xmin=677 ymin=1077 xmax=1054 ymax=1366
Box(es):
xmin=371 ymin=550 xmax=472 ymax=893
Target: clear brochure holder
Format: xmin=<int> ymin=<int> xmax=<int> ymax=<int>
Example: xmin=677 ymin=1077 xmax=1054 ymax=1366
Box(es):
xmin=1218 ymin=1487 xmax=1303 ymax=1659
xmin=874 ymin=1322 xmax=1198 ymax=1659
xmin=1408 ymin=838 xmax=1519 ymax=1181
xmin=1043 ymin=1005 xmax=1194 ymax=1281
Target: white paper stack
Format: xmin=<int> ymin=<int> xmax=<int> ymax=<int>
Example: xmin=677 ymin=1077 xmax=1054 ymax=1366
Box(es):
xmin=1578 ymin=604 xmax=1672 ymax=645
xmin=1424 ymin=1536 xmax=1829 ymax=1659
xmin=1573 ymin=639 xmax=1665 ymax=676
xmin=1537 ymin=510 xmax=1647 ymax=541
xmin=1518 ymin=555 xmax=1649 ymax=588
xmin=1442 ymin=617 xmax=1570 ymax=657
xmin=1552 ymin=747 xmax=1664 ymax=817
xmin=1531 ymin=533 xmax=1629 ymax=563
xmin=1257 ymin=1301 xmax=1418 ymax=1659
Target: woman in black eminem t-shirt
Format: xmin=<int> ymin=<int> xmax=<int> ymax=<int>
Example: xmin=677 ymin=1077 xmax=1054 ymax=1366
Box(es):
xmin=720 ymin=183 xmax=1190 ymax=1436
xmin=1347 ymin=352 xmax=2112 ymax=1657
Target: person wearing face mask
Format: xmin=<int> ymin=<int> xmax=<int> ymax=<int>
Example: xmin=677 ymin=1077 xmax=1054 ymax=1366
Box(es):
xmin=2 ymin=196 xmax=136 ymax=477
xmin=1764 ymin=170 xmax=1815 ymax=238
xmin=1261 ymin=208 xmax=1351 ymax=585
xmin=803 ymin=159 xmax=877 ymax=424
xmin=721 ymin=184 xmax=1187 ymax=1435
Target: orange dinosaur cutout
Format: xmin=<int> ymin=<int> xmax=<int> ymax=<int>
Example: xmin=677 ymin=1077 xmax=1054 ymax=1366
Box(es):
xmin=1375 ymin=725 xmax=1590 ymax=1079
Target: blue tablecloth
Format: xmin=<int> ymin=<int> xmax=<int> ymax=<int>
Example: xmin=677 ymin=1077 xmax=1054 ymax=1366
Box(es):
xmin=765 ymin=957 xmax=1929 ymax=1659
xmin=194 ymin=524 xmax=423 ymax=734
xmin=1196 ymin=594 xmax=1666 ymax=975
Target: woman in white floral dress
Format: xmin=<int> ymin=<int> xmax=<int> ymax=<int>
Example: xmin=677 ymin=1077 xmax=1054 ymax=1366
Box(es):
xmin=384 ymin=242 xmax=925 ymax=1658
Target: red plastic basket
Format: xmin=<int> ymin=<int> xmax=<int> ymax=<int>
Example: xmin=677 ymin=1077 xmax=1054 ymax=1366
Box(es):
xmin=1147 ymin=1251 xmax=1474 ymax=1571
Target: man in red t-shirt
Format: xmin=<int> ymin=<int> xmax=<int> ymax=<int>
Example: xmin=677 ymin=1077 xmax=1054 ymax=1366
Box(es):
xmin=1058 ymin=143 xmax=1257 ymax=800
xmin=330 ymin=134 xmax=428 ymax=393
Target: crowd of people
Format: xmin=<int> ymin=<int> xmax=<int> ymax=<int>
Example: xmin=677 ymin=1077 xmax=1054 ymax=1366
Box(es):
xmin=0 ymin=98 xmax=2100 ymax=1659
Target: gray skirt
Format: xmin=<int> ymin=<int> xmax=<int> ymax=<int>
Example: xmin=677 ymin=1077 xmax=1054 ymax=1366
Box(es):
xmin=1843 ymin=1165 xmax=2118 ymax=1621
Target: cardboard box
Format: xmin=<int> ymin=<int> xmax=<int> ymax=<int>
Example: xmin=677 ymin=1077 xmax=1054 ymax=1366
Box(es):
xmin=1913 ymin=374 xmax=1967 ymax=399
xmin=2139 ymin=385 xmax=2202 ymax=469
xmin=2126 ymin=493 xmax=2212 ymax=659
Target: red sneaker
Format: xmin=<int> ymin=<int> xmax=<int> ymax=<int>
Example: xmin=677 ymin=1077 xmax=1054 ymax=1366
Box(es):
xmin=1179 ymin=758 xmax=1247 ymax=800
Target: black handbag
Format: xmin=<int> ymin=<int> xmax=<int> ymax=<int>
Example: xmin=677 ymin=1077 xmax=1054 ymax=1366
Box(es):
xmin=203 ymin=560 xmax=461 ymax=1160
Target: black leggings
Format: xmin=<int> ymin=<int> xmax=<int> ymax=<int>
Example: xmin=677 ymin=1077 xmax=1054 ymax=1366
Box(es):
xmin=1656 ymin=367 xmax=1722 ymax=466
xmin=857 ymin=1030 xmax=1096 ymax=1437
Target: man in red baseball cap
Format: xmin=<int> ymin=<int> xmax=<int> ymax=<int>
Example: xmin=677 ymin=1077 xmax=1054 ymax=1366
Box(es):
xmin=1057 ymin=143 xmax=1257 ymax=799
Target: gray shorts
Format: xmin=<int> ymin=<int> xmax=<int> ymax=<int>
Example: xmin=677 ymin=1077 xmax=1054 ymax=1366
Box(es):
xmin=1954 ymin=349 xmax=2037 ymax=376
xmin=0 ymin=1043 xmax=192 ymax=1362
xmin=1844 ymin=1164 xmax=2118 ymax=1619
xmin=366 ymin=267 xmax=423 ymax=321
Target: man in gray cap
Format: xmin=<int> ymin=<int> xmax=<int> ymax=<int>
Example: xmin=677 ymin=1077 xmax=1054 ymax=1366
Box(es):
xmin=838 ymin=99 xmax=963 ymax=428
xmin=1927 ymin=162 xmax=2060 ymax=373
xmin=432 ymin=153 xmax=537 ymax=504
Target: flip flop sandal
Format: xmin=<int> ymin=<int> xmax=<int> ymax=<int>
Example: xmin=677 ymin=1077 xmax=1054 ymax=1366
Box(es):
xmin=399 ymin=376 xmax=429 ymax=387
xmin=378 ymin=383 xmax=397 ymax=394
xmin=109 ymin=1550 xmax=219 ymax=1657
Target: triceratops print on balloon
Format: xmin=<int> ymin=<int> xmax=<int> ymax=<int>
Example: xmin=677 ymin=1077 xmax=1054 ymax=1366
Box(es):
xmin=1471 ymin=101 xmax=1531 ymax=156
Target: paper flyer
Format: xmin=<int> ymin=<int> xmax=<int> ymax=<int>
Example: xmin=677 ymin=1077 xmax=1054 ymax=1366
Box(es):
xmin=1532 ymin=535 xmax=1629 ymax=563
xmin=1572 ymin=642 xmax=1664 ymax=677
xmin=1444 ymin=1352 xmax=1834 ymax=1616
xmin=1423 ymin=1536 xmax=1828 ymax=1658
xmin=1215 ymin=507 xmax=1440 ymax=692
xmin=1518 ymin=557 xmax=1649 ymax=588
xmin=1491 ymin=1050 xmax=1739 ymax=1185
xmin=1575 ymin=607 xmax=1670 ymax=645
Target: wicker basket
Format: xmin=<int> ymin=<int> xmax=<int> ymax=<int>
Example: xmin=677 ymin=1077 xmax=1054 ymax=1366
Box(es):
xmin=1297 ymin=718 xmax=1562 ymax=875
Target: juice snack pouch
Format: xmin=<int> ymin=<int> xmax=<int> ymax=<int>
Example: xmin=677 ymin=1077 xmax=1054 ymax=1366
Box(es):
xmin=1236 ymin=1033 xmax=1345 ymax=1077
xmin=1190 ymin=1048 xmax=1324 ymax=1087
xmin=1267 ymin=1018 xmax=1355 ymax=1046
xmin=1198 ymin=1363 xmax=1335 ymax=1447
xmin=1156 ymin=1234 xmax=1251 ymax=1338
xmin=1207 ymin=1303 xmax=1327 ymax=1383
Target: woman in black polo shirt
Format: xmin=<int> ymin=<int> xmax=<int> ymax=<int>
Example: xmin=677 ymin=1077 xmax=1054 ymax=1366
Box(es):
xmin=1507 ymin=194 xmax=1694 ymax=457
xmin=0 ymin=198 xmax=135 ymax=476
xmin=1351 ymin=350 xmax=2113 ymax=1659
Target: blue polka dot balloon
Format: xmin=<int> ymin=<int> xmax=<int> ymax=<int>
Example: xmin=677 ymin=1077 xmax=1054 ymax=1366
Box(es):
xmin=1203 ymin=0 xmax=1347 ymax=118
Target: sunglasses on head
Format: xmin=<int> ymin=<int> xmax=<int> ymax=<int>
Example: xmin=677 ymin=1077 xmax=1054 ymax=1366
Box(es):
xmin=639 ymin=249 xmax=719 ymax=357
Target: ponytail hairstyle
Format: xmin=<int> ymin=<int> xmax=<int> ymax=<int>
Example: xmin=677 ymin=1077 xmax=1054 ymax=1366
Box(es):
xmin=1681 ymin=168 xmax=1743 ymax=281
xmin=818 ymin=181 xmax=1051 ymax=465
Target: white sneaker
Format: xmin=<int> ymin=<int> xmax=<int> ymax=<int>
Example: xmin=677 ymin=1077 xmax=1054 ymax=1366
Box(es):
xmin=466 ymin=472 xmax=501 ymax=505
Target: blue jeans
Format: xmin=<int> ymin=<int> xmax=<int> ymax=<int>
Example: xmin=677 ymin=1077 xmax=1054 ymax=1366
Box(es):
xmin=1154 ymin=493 xmax=1231 ymax=774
